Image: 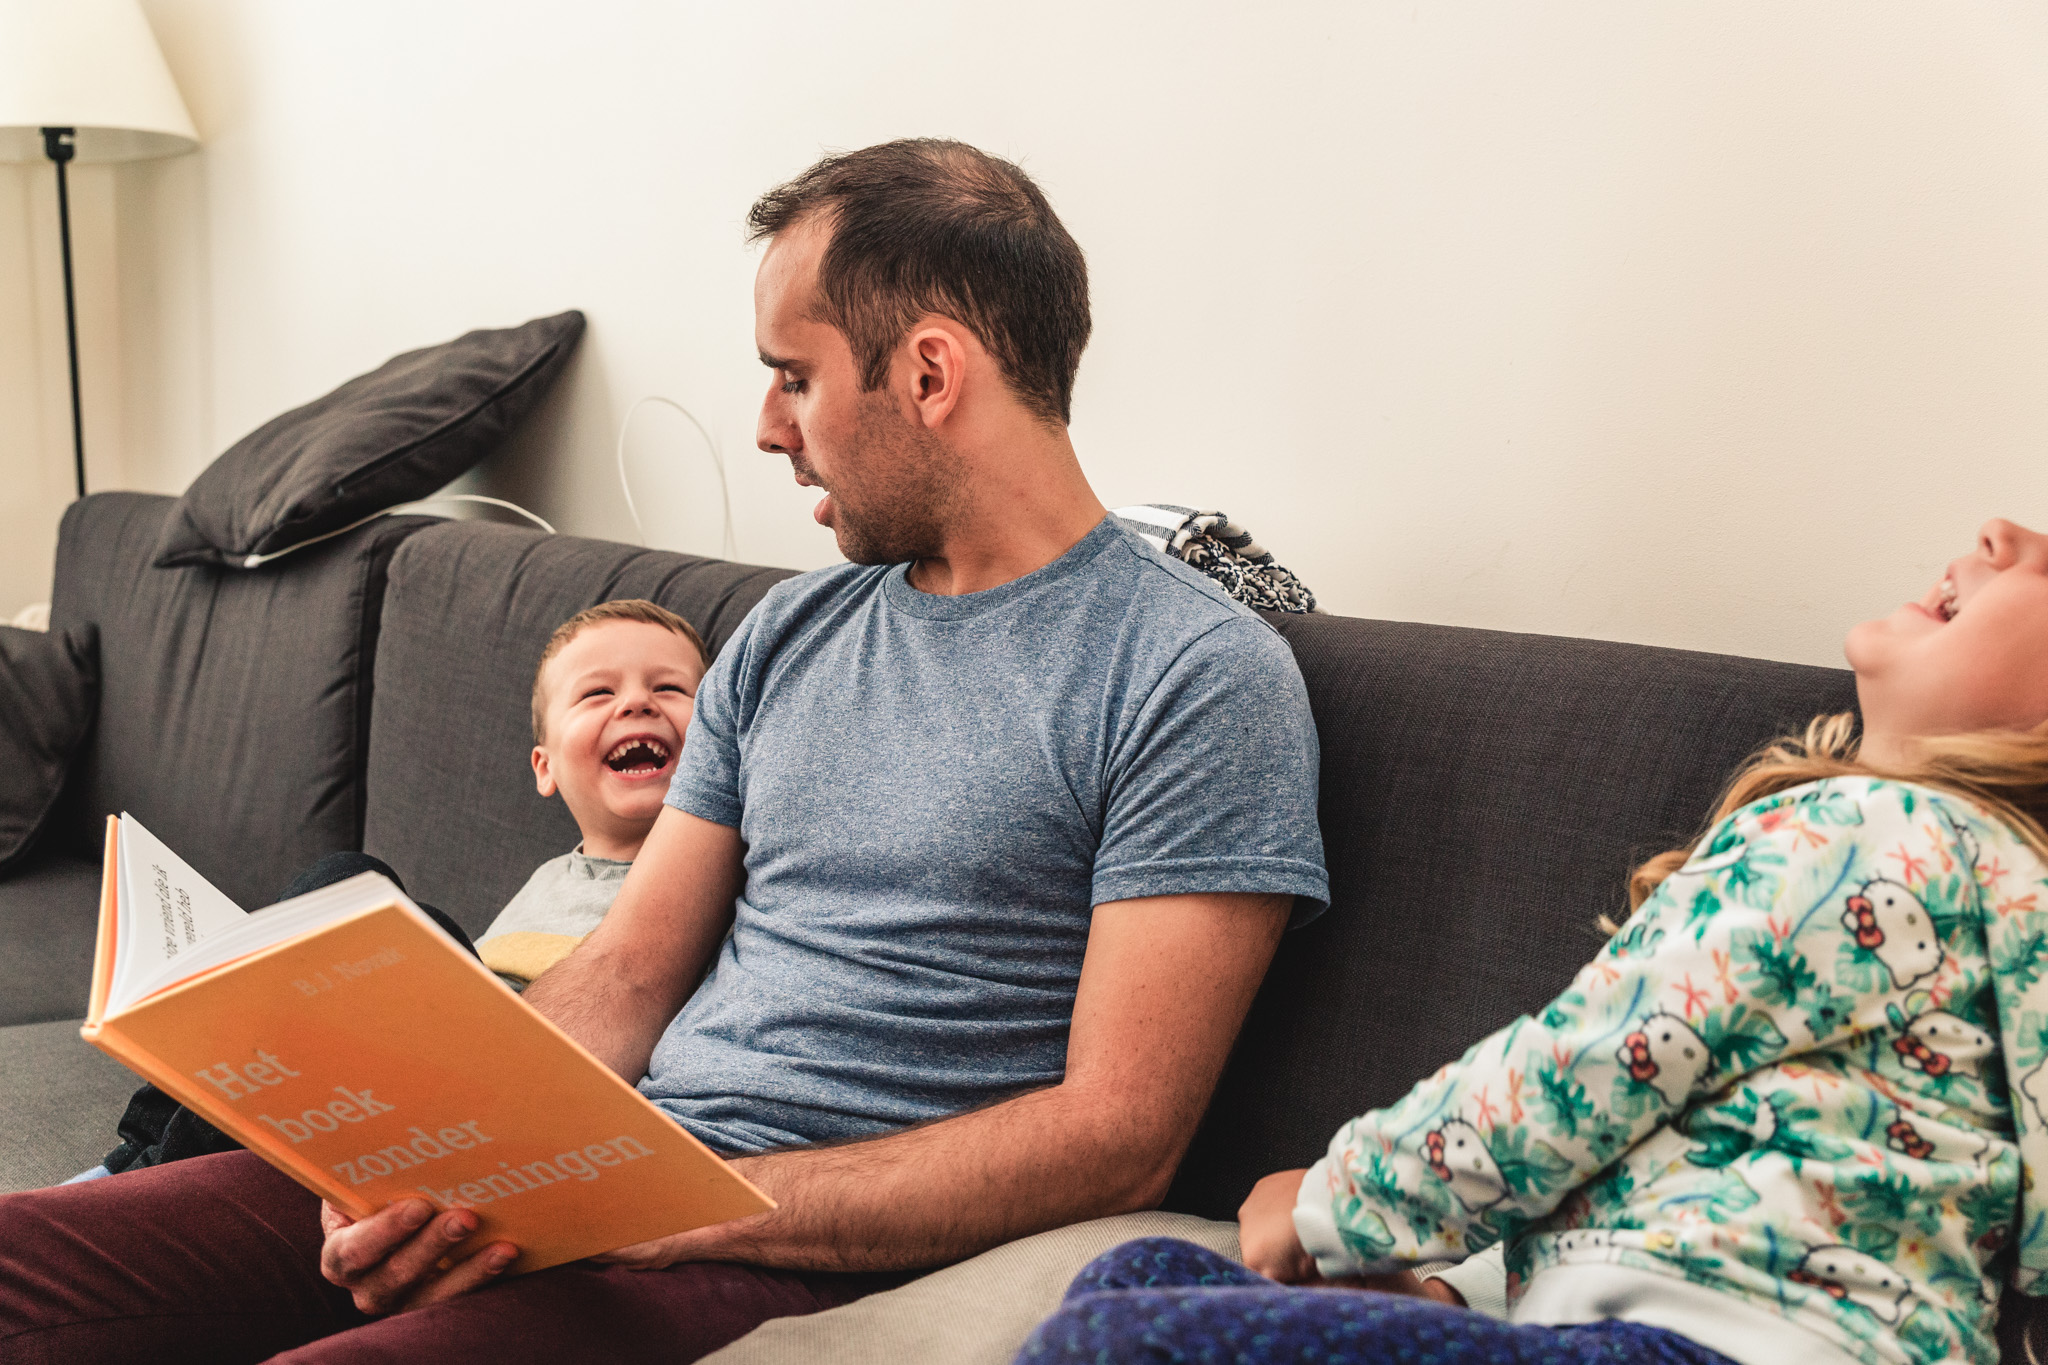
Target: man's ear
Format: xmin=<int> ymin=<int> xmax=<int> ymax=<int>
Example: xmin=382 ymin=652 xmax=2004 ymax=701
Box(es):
xmin=532 ymin=745 xmax=558 ymax=799
xmin=902 ymin=321 xmax=971 ymax=430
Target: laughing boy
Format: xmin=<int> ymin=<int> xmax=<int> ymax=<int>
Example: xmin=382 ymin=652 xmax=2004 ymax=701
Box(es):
xmin=475 ymin=599 xmax=709 ymax=989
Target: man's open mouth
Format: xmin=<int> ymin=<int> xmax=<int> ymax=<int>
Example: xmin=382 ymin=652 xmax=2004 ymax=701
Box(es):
xmin=604 ymin=737 xmax=672 ymax=777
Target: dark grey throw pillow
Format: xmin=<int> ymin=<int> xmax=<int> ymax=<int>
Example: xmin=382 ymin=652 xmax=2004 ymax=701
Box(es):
xmin=152 ymin=310 xmax=585 ymax=569
xmin=0 ymin=623 xmax=98 ymax=873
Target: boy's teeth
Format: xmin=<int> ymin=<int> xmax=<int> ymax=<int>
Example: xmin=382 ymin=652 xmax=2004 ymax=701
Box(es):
xmin=604 ymin=738 xmax=671 ymax=768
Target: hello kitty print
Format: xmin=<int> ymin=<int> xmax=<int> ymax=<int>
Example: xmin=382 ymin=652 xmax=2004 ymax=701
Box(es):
xmin=1307 ymin=778 xmax=2048 ymax=1365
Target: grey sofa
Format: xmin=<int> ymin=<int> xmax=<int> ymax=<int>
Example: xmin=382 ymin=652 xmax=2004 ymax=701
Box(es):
xmin=15 ymin=491 xmax=2020 ymax=1358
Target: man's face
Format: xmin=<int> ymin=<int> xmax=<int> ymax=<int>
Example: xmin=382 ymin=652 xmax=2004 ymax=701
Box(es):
xmin=754 ymin=219 xmax=961 ymax=565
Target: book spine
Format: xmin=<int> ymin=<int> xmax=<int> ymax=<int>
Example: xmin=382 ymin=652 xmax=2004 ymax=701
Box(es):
xmin=85 ymin=817 xmax=118 ymax=1026
xmin=79 ymin=1019 xmax=373 ymax=1220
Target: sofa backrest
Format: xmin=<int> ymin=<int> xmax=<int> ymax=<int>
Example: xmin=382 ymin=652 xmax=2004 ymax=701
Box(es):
xmin=362 ymin=522 xmax=1861 ymax=1223
xmin=1164 ymin=613 xmax=1860 ymax=1218
xmin=48 ymin=493 xmax=437 ymax=909
xmin=361 ymin=521 xmax=796 ymax=934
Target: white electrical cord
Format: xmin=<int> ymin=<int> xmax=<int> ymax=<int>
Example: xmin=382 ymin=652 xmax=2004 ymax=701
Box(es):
xmin=390 ymin=493 xmax=556 ymax=533
xmin=237 ymin=493 xmax=555 ymax=568
xmin=616 ymin=395 xmax=737 ymax=559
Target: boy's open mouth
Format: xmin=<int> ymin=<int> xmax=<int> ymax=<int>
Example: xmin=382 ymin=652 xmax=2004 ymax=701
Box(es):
xmin=604 ymin=737 xmax=672 ymax=777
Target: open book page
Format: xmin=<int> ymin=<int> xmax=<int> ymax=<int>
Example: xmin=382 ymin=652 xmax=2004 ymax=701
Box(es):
xmin=122 ymin=871 xmax=446 ymax=1007
xmin=111 ymin=815 xmax=249 ymax=1013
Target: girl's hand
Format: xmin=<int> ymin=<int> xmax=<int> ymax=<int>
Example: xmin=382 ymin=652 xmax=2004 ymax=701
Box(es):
xmin=1334 ymin=1268 xmax=1467 ymax=1305
xmin=1237 ymin=1171 xmax=1469 ymax=1303
xmin=1238 ymin=1168 xmax=1320 ymax=1282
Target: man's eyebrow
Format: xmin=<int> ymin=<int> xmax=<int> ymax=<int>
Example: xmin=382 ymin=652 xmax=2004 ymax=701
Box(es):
xmin=758 ymin=352 xmax=798 ymax=370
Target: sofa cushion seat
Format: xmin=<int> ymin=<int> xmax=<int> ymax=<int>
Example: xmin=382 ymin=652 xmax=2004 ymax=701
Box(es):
xmin=0 ymin=850 xmax=104 ymax=1027
xmin=0 ymin=1018 xmax=139 ymax=1191
xmin=701 ymin=1211 xmax=1240 ymax=1365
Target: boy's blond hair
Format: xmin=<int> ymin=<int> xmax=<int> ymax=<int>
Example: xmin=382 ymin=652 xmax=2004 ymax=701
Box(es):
xmin=530 ymin=599 xmax=708 ymax=743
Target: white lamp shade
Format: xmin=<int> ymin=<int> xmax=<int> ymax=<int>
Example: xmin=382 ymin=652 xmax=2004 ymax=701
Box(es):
xmin=0 ymin=0 xmax=197 ymax=162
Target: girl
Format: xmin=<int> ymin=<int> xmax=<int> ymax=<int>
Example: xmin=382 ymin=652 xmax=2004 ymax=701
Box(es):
xmin=1019 ymin=518 xmax=2048 ymax=1365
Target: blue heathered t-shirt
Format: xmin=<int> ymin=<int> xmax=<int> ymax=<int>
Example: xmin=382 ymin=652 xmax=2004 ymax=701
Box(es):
xmin=642 ymin=516 xmax=1327 ymax=1153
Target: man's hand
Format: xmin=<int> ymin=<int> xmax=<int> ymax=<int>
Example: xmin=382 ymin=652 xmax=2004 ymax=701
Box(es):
xmin=319 ymin=1198 xmax=518 ymax=1315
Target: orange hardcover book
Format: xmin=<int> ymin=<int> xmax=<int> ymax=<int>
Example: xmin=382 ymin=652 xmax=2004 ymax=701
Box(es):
xmin=82 ymin=814 xmax=772 ymax=1273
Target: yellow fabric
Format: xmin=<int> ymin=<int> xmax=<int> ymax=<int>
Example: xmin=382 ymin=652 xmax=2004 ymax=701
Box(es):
xmin=479 ymin=931 xmax=586 ymax=983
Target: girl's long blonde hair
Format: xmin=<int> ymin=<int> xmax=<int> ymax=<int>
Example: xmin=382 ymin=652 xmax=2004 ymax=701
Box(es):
xmin=1628 ymin=714 xmax=2048 ymax=912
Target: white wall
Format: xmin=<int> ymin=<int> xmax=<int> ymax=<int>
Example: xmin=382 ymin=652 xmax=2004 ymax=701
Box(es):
xmin=6 ymin=1 xmax=2048 ymax=667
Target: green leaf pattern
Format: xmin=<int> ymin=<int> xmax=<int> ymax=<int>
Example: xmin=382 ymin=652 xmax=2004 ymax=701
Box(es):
xmin=1304 ymin=778 xmax=2048 ymax=1365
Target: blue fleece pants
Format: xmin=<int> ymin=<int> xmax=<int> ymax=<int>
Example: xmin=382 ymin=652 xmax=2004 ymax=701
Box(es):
xmin=1015 ymin=1237 xmax=1740 ymax=1365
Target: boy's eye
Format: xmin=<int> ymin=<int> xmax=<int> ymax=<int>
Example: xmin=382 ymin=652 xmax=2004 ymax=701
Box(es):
xmin=656 ymin=684 xmax=694 ymax=697
xmin=580 ymin=688 xmax=612 ymax=702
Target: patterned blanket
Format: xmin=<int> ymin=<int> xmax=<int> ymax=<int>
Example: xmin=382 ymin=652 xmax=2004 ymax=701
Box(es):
xmin=1110 ymin=505 xmax=1318 ymax=614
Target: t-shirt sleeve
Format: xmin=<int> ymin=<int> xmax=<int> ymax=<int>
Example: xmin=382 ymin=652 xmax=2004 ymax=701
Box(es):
xmin=663 ymin=612 xmax=754 ymax=829
xmin=1091 ymin=614 xmax=1328 ymax=920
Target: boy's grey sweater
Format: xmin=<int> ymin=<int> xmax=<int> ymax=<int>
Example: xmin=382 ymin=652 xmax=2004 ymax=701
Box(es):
xmin=475 ymin=847 xmax=629 ymax=989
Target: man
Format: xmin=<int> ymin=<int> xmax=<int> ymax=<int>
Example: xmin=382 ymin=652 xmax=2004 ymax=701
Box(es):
xmin=0 ymin=139 xmax=1325 ymax=1363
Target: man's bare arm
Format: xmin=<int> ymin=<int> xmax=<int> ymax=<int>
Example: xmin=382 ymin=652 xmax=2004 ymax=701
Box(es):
xmin=596 ymin=890 xmax=1291 ymax=1273
xmin=522 ymin=806 xmax=744 ymax=1080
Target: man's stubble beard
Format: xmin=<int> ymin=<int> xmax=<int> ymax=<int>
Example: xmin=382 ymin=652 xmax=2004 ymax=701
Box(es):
xmin=826 ymin=392 xmax=965 ymax=567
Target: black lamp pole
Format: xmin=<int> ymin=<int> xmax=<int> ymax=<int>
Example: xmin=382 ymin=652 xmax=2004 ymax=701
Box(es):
xmin=40 ymin=126 xmax=86 ymax=501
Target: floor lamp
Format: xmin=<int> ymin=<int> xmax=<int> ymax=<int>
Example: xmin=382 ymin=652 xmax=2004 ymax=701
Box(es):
xmin=0 ymin=0 xmax=198 ymax=500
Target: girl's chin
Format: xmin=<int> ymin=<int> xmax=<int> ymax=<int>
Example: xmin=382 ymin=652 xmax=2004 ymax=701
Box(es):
xmin=1841 ymin=617 xmax=1904 ymax=675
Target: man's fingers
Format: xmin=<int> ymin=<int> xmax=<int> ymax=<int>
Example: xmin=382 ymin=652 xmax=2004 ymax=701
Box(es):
xmin=396 ymin=1241 xmax=518 ymax=1312
xmin=320 ymin=1201 xmax=498 ymax=1316
xmin=320 ymin=1200 xmax=438 ymax=1284
xmin=344 ymin=1210 xmax=482 ymax=1312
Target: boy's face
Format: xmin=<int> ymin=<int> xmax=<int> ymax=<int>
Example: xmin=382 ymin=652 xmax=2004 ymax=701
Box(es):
xmin=532 ymin=620 xmax=706 ymax=856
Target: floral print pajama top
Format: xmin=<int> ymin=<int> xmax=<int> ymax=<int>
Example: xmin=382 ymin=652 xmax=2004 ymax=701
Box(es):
xmin=1294 ymin=778 xmax=2048 ymax=1365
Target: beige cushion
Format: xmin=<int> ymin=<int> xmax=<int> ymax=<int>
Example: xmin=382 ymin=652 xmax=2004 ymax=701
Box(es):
xmin=702 ymin=1211 xmax=1241 ymax=1365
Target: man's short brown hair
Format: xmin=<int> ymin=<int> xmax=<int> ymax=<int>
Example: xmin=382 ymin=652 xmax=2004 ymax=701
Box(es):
xmin=747 ymin=138 xmax=1091 ymax=427
xmin=531 ymin=599 xmax=707 ymax=744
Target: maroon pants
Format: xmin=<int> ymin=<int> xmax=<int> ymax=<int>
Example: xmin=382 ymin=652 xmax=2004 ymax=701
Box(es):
xmin=0 ymin=1151 xmax=897 ymax=1364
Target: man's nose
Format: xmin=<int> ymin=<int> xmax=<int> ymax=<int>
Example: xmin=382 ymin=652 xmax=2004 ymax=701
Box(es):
xmin=757 ymin=381 xmax=798 ymax=455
